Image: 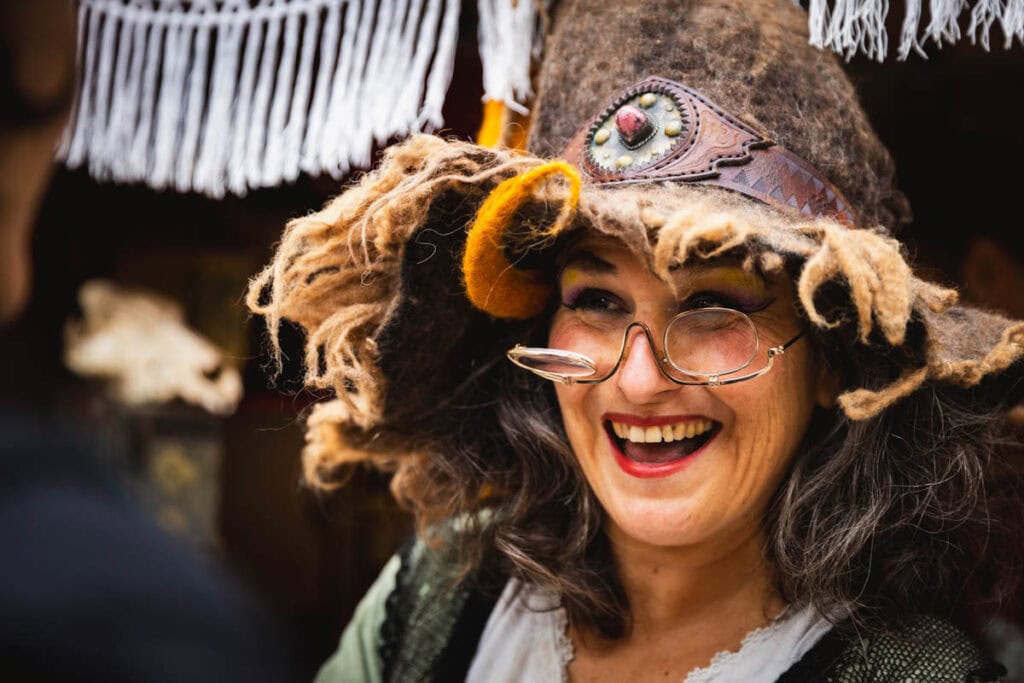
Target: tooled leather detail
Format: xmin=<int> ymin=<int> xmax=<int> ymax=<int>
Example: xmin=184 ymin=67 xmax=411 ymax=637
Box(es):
xmin=562 ymin=76 xmax=859 ymax=228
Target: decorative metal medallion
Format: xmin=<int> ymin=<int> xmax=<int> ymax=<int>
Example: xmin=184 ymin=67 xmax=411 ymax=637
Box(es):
xmin=586 ymin=88 xmax=690 ymax=173
xmin=563 ymin=76 xmax=860 ymax=228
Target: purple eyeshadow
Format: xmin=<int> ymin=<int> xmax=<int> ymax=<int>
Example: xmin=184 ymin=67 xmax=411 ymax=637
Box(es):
xmin=560 ymin=285 xmax=586 ymax=307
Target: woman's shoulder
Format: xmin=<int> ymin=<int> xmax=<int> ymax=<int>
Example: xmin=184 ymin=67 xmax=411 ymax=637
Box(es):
xmin=781 ymin=614 xmax=1006 ymax=682
xmin=316 ymin=537 xmax=500 ymax=683
xmin=314 ymin=553 xmax=402 ymax=683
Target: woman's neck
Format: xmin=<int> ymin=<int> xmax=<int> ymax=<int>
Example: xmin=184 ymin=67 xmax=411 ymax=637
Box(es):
xmin=608 ymin=524 xmax=782 ymax=638
xmin=567 ymin=525 xmax=787 ymax=681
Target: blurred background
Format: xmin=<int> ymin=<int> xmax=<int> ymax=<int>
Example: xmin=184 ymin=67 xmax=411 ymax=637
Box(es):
xmin=2 ymin=2 xmax=1022 ymax=679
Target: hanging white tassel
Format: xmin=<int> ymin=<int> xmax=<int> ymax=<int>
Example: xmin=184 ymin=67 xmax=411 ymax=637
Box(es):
xmin=807 ymin=0 xmax=834 ymax=48
xmin=242 ymin=6 xmax=284 ymax=187
xmin=61 ymin=3 xmax=99 ymax=168
xmin=89 ymin=3 xmax=120 ymax=179
xmin=797 ymin=0 xmax=1023 ymax=61
xmin=102 ymin=6 xmax=144 ymax=180
xmin=349 ymin=0 xmax=401 ymax=168
xmin=831 ymin=0 xmax=890 ymax=60
xmin=812 ymin=0 xmax=890 ymax=61
xmin=129 ymin=7 xmax=165 ymax=180
xmin=176 ymin=3 xmax=214 ymax=193
xmin=392 ymin=0 xmax=442 ymax=132
xmin=477 ymin=0 xmax=549 ymax=114
xmin=859 ymin=0 xmax=891 ymax=61
xmin=1001 ymin=0 xmax=1024 ymax=47
xmin=824 ymin=0 xmax=856 ymax=56
xmin=299 ymin=0 xmax=348 ymax=176
xmin=150 ymin=11 xmax=190 ymax=190
xmin=194 ymin=1 xmax=245 ymax=197
xmin=896 ymin=0 xmax=926 ymax=58
xmin=259 ymin=6 xmax=302 ymax=187
xmin=279 ymin=6 xmax=321 ymax=184
xmin=420 ymin=0 xmax=460 ymax=128
xmin=59 ymin=0 xmax=463 ymax=197
xmin=968 ymin=0 xmax=1003 ymax=50
xmin=317 ymin=0 xmax=372 ymax=177
xmin=924 ymin=0 xmax=970 ymax=46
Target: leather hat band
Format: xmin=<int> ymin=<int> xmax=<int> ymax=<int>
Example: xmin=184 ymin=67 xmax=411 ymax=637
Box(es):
xmin=561 ymin=76 xmax=859 ymax=228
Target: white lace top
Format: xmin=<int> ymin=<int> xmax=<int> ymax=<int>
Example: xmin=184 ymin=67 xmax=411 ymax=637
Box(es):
xmin=465 ymin=579 xmax=832 ymax=683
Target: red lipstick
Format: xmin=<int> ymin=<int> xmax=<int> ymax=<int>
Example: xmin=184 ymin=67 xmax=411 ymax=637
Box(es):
xmin=603 ymin=413 xmax=718 ymax=479
xmin=604 ymin=412 xmax=706 ymax=427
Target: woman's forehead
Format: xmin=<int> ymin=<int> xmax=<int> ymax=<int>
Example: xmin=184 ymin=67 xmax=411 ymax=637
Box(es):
xmin=559 ymin=236 xmax=768 ymax=289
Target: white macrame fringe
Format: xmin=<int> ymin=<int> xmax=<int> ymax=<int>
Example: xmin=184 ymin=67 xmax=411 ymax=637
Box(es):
xmin=58 ymin=0 xmax=463 ymax=197
xmin=477 ymin=0 xmax=548 ymax=114
xmin=57 ymin=0 xmax=1024 ymax=197
xmin=812 ymin=0 xmax=890 ymax=61
xmin=804 ymin=0 xmax=1024 ymax=60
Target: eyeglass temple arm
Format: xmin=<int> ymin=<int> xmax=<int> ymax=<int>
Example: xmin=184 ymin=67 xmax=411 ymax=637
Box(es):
xmin=695 ymin=326 xmax=809 ymax=387
xmin=772 ymin=326 xmax=808 ymax=355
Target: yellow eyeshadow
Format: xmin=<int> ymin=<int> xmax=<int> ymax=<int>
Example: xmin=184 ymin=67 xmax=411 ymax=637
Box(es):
xmin=714 ymin=268 xmax=761 ymax=289
xmin=560 ymin=267 xmax=582 ymax=289
xmin=684 ymin=267 xmax=765 ymax=294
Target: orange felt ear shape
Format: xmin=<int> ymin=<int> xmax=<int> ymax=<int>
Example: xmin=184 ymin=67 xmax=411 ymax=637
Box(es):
xmin=462 ymin=161 xmax=581 ymax=319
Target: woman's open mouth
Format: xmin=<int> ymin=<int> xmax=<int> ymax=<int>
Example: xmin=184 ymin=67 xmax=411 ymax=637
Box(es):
xmin=604 ymin=416 xmax=721 ymax=477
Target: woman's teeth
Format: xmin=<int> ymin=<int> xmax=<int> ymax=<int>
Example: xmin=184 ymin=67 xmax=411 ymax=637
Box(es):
xmin=610 ymin=419 xmax=714 ymax=443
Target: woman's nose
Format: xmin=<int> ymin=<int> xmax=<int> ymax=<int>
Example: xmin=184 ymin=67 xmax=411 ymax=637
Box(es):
xmin=615 ymin=327 xmax=678 ymax=403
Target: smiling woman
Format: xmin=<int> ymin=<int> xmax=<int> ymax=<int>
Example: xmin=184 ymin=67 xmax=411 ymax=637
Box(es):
xmin=248 ymin=1 xmax=1024 ymax=681
xmin=549 ymin=243 xmax=828 ymax=680
xmin=549 ymin=240 xmax=822 ymax=557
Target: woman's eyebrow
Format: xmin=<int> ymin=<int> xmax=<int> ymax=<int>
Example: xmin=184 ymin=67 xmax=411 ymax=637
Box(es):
xmin=682 ymin=263 xmax=768 ymax=288
xmin=560 ymin=251 xmax=616 ymax=274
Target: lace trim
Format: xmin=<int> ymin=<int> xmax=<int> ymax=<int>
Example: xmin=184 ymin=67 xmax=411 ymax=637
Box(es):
xmin=553 ymin=600 xmax=819 ymax=683
xmin=554 ymin=607 xmax=574 ymax=683
xmin=681 ymin=609 xmax=792 ymax=683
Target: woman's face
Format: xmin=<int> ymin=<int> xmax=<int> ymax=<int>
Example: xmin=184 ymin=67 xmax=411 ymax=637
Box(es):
xmin=551 ymin=237 xmax=829 ymax=556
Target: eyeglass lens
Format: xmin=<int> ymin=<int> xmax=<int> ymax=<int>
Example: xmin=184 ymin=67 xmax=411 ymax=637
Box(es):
xmin=542 ymin=308 xmax=759 ymax=379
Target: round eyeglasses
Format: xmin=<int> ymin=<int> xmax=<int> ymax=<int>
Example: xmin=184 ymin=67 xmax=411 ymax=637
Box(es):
xmin=507 ymin=307 xmax=806 ymax=386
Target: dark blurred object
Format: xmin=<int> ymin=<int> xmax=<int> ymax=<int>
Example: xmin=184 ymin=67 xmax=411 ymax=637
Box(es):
xmin=0 ymin=1 xmax=295 ymax=679
xmin=83 ymin=400 xmax=227 ymax=550
xmin=960 ymin=236 xmax=1024 ymax=319
xmin=0 ymin=410 xmax=292 ymax=681
xmin=219 ymin=394 xmax=412 ymax=677
xmin=845 ymin=35 xmax=1024 ymax=294
xmin=0 ymin=0 xmax=76 ymax=322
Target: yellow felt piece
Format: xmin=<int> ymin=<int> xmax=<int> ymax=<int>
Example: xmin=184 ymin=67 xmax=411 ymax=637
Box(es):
xmin=477 ymin=100 xmax=505 ymax=148
xmin=463 ymin=161 xmax=581 ymax=319
xmin=477 ymin=100 xmax=531 ymax=150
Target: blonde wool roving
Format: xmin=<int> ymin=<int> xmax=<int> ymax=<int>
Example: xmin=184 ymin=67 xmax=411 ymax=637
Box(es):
xmin=247 ymin=136 xmax=1024 ymax=485
xmin=245 ymin=136 xmax=532 ymax=484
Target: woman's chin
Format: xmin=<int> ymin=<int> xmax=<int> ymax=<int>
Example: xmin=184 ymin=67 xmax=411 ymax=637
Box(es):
xmin=603 ymin=497 xmax=712 ymax=550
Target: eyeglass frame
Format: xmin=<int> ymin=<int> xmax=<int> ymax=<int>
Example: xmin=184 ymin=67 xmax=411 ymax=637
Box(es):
xmin=506 ymin=307 xmax=807 ymax=387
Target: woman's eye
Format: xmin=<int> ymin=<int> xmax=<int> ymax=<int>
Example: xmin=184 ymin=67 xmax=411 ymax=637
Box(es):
xmin=563 ymin=288 xmax=627 ymax=313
